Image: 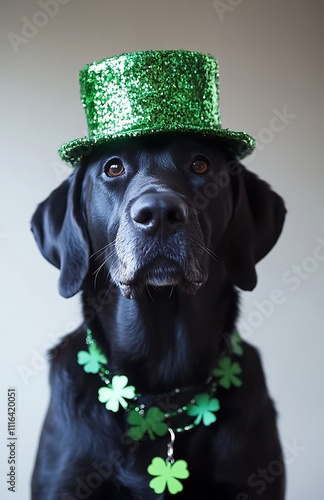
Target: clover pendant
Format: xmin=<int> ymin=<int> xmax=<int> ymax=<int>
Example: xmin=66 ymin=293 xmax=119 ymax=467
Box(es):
xmin=213 ymin=356 xmax=242 ymax=389
xmin=127 ymin=406 xmax=169 ymax=441
xmin=77 ymin=343 xmax=108 ymax=374
xmin=98 ymin=375 xmax=136 ymax=412
xmin=187 ymin=393 xmax=220 ymax=426
xmin=147 ymin=457 xmax=189 ymax=494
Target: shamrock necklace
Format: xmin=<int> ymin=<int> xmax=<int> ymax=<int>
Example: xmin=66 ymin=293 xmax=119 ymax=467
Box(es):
xmin=77 ymin=329 xmax=243 ymax=495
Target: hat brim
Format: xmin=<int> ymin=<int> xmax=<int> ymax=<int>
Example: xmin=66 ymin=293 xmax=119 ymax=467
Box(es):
xmin=58 ymin=127 xmax=256 ymax=167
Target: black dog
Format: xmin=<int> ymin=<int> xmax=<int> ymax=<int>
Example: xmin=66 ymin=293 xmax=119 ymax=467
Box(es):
xmin=31 ymin=134 xmax=286 ymax=499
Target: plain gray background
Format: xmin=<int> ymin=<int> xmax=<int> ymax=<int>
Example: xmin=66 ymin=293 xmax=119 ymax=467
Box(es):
xmin=1 ymin=0 xmax=323 ymax=498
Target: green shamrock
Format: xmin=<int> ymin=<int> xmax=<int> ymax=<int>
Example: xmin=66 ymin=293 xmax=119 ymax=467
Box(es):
xmin=147 ymin=457 xmax=189 ymax=494
xmin=127 ymin=406 xmax=169 ymax=441
xmin=187 ymin=393 xmax=220 ymax=426
xmin=98 ymin=375 xmax=135 ymax=412
xmin=230 ymin=331 xmax=243 ymax=356
xmin=77 ymin=344 xmax=108 ymax=373
xmin=213 ymin=356 xmax=242 ymax=389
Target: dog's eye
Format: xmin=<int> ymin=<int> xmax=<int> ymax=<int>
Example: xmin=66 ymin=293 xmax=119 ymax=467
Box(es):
xmin=191 ymin=158 xmax=209 ymax=175
xmin=104 ymin=161 xmax=125 ymax=177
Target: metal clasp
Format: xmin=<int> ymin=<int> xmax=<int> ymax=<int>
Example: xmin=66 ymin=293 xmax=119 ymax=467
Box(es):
xmin=166 ymin=427 xmax=175 ymax=464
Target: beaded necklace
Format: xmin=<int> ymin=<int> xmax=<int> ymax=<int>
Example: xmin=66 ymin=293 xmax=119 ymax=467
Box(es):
xmin=77 ymin=329 xmax=243 ymax=495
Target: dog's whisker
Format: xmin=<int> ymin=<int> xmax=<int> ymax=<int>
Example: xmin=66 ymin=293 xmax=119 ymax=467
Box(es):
xmin=92 ymin=248 xmax=118 ymax=280
xmin=97 ymin=255 xmax=121 ymax=289
xmin=104 ymin=249 xmax=118 ymax=262
xmin=93 ymin=259 xmax=107 ymax=278
xmin=93 ymin=256 xmax=112 ymax=289
xmin=198 ymin=244 xmax=218 ymax=262
xmin=146 ymin=284 xmax=155 ymax=302
xmin=90 ymin=240 xmax=117 ymax=261
xmin=103 ymin=278 xmax=111 ymax=290
xmin=93 ymin=249 xmax=109 ymax=261
xmin=89 ymin=244 xmax=110 ymax=260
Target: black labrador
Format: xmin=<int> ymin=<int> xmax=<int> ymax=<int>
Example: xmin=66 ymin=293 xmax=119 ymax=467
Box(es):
xmin=31 ymin=134 xmax=286 ymax=499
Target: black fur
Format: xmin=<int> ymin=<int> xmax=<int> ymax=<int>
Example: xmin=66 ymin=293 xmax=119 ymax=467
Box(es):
xmin=31 ymin=134 xmax=286 ymax=499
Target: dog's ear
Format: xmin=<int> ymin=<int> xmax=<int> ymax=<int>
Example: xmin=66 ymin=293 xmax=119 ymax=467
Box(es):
xmin=31 ymin=168 xmax=89 ymax=298
xmin=222 ymin=165 xmax=286 ymax=291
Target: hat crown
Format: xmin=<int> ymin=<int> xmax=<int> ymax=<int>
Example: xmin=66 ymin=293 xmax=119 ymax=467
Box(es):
xmin=58 ymin=50 xmax=256 ymax=166
xmin=79 ymin=50 xmax=222 ymax=140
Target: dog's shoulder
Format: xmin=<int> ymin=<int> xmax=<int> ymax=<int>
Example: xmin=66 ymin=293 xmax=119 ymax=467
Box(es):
xmin=48 ymin=327 xmax=86 ymax=375
xmin=46 ymin=327 xmax=99 ymax=412
xmin=38 ymin=328 xmax=121 ymax=470
xmin=218 ymin=339 xmax=277 ymax=418
xmin=240 ymin=340 xmax=267 ymax=387
xmin=239 ymin=340 xmax=279 ymax=417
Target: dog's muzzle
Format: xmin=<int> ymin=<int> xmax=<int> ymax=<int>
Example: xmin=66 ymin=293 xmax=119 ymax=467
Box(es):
xmin=110 ymin=190 xmax=208 ymax=299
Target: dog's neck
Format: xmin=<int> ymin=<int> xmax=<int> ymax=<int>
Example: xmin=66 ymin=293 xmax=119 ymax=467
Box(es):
xmin=82 ymin=267 xmax=238 ymax=393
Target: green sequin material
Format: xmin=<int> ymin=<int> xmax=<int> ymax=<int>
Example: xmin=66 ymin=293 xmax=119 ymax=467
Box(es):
xmin=58 ymin=50 xmax=256 ymax=166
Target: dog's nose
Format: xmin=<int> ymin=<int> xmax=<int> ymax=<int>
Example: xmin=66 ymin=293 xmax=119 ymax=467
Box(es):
xmin=130 ymin=192 xmax=188 ymax=237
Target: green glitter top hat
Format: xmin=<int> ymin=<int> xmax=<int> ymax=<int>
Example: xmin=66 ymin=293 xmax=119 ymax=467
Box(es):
xmin=58 ymin=50 xmax=256 ymax=167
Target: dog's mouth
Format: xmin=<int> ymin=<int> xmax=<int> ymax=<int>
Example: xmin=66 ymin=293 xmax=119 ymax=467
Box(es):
xmin=116 ymin=259 xmax=204 ymax=299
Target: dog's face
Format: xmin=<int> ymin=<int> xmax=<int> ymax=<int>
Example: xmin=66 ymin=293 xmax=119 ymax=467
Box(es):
xmin=83 ymin=135 xmax=233 ymax=299
xmin=31 ymin=134 xmax=286 ymax=299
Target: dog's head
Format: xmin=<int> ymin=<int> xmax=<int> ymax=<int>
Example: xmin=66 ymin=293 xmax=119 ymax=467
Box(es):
xmin=31 ymin=134 xmax=286 ymax=299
